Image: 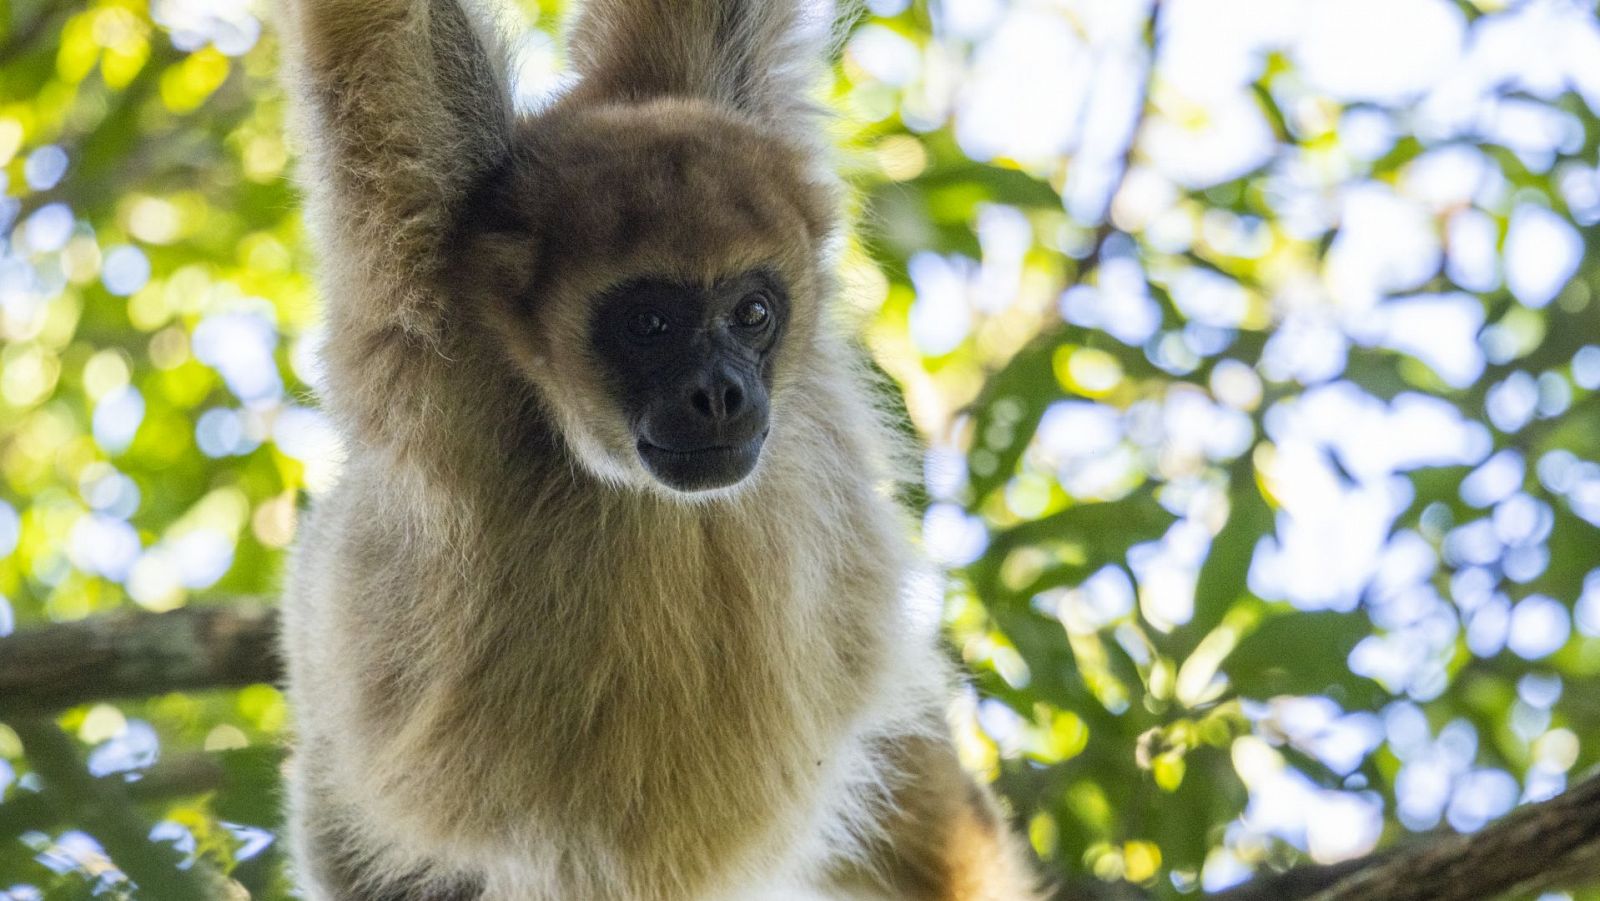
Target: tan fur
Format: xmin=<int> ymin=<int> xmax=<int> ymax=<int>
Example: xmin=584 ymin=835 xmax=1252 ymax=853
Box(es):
xmin=277 ymin=0 xmax=1044 ymax=898
xmin=833 ymin=733 xmax=1045 ymax=901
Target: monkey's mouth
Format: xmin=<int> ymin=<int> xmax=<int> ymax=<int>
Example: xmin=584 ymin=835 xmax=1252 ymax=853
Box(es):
xmin=637 ymin=432 xmax=767 ymax=492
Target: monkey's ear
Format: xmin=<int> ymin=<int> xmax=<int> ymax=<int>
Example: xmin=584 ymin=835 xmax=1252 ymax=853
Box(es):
xmin=566 ymin=0 xmax=831 ymax=138
xmin=461 ymin=231 xmax=541 ymax=312
xmin=450 ymin=173 xmax=541 ymax=309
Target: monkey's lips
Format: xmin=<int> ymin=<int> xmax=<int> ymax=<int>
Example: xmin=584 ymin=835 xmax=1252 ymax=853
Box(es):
xmin=637 ymin=432 xmax=767 ymax=492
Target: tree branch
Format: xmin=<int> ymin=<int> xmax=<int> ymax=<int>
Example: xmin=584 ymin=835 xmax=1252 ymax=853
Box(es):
xmin=1212 ymin=852 xmax=1399 ymax=901
xmin=1216 ymin=773 xmax=1600 ymax=901
xmin=0 ymin=605 xmax=280 ymax=716
xmin=0 ymin=753 xmax=229 ymax=842
xmin=11 ymin=718 xmax=216 ymax=900
xmin=1309 ymin=773 xmax=1600 ymax=901
xmin=0 ymin=0 xmax=71 ymax=67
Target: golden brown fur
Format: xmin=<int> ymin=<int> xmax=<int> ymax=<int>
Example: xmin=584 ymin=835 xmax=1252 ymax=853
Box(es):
xmin=277 ymin=0 xmax=1043 ymax=898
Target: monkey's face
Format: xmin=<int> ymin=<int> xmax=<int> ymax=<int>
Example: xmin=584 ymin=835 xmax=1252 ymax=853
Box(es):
xmin=589 ymin=271 xmax=785 ymax=492
xmin=462 ymin=99 xmax=834 ymax=497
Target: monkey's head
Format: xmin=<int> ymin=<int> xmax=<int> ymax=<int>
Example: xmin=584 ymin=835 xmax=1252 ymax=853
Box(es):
xmin=461 ymin=98 xmax=837 ymax=496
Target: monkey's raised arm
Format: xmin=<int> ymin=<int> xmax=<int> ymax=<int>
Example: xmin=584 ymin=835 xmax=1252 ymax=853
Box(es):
xmin=281 ymin=0 xmax=512 ymax=342
xmin=567 ymin=0 xmax=829 ymax=141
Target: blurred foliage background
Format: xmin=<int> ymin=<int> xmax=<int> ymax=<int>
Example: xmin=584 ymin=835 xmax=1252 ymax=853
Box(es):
xmin=3 ymin=0 xmax=1600 ymax=898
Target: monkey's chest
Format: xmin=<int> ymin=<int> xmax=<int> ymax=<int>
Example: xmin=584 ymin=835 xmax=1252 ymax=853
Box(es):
xmin=366 ymin=572 xmax=878 ymax=892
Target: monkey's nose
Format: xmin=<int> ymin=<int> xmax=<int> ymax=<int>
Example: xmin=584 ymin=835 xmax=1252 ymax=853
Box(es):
xmin=687 ymin=369 xmax=746 ymax=422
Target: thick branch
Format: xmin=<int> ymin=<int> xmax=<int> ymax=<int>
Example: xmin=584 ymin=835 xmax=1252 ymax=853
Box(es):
xmin=1216 ymin=773 xmax=1600 ymax=901
xmin=0 ymin=605 xmax=280 ymax=716
xmin=1309 ymin=773 xmax=1600 ymax=901
xmin=1212 ymin=853 xmax=1398 ymax=901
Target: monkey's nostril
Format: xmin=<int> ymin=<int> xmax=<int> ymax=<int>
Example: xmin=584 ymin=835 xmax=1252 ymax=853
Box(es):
xmin=689 ymin=375 xmax=745 ymax=421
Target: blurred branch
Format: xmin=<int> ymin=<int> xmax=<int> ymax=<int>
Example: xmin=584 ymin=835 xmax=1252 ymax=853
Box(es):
xmin=14 ymin=37 xmax=185 ymax=228
xmin=11 ymin=718 xmax=217 ymax=901
xmin=0 ymin=0 xmax=70 ymax=66
xmin=1075 ymin=0 xmax=1165 ymax=276
xmin=0 ymin=605 xmax=280 ymax=716
xmin=1309 ymin=771 xmax=1600 ymax=901
xmin=1211 ymin=854 xmax=1398 ymax=901
xmin=1215 ymin=771 xmax=1600 ymax=901
xmin=1051 ymin=881 xmax=1147 ymax=901
xmin=0 ymin=753 xmax=228 ymax=842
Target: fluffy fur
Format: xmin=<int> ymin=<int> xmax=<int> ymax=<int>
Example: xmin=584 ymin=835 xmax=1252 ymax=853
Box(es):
xmin=277 ymin=0 xmax=1043 ymax=898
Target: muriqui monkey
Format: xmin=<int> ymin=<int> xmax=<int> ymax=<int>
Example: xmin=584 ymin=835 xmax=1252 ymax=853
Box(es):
xmin=276 ymin=0 xmax=1043 ymax=897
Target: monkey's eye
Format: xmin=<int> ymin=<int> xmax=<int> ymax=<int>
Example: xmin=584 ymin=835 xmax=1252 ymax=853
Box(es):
xmin=629 ymin=310 xmax=668 ymax=338
xmin=734 ymin=295 xmax=771 ymax=329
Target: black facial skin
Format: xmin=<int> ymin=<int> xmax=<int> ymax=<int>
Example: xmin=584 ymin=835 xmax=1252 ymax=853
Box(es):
xmin=590 ymin=271 xmax=785 ymax=492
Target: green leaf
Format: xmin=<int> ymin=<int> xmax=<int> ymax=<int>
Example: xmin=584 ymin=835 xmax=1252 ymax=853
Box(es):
xmin=964 ymin=333 xmax=1065 ymax=504
xmin=1530 ymin=508 xmax=1600 ymax=604
xmin=968 ymin=489 xmax=1176 ymax=601
xmin=210 ymin=746 xmax=285 ymax=828
xmin=1399 ymin=464 xmax=1474 ymax=528
xmin=1225 ymin=610 xmax=1385 ymax=706
xmin=1176 ymin=459 xmax=1273 ymax=655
